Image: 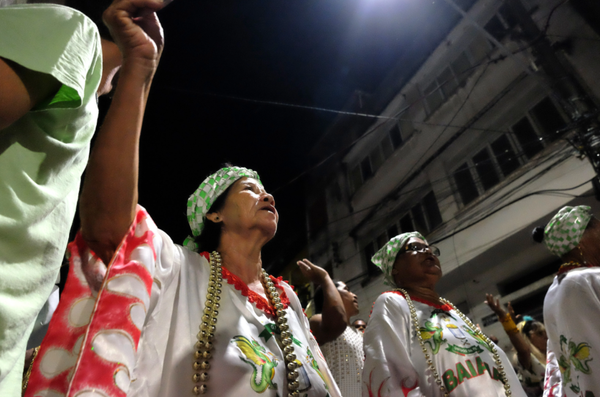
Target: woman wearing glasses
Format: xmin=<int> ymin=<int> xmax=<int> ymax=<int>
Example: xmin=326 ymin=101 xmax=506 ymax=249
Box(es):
xmin=362 ymin=232 xmax=524 ymax=397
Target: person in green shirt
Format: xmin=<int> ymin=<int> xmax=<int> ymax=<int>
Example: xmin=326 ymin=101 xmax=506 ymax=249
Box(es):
xmin=0 ymin=0 xmax=167 ymax=394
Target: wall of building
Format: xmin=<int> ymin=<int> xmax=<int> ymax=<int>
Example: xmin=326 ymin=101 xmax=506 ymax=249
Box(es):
xmin=305 ymin=0 xmax=600 ymax=351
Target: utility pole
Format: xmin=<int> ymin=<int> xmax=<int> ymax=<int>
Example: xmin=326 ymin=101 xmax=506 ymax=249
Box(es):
xmin=504 ymin=0 xmax=600 ymax=194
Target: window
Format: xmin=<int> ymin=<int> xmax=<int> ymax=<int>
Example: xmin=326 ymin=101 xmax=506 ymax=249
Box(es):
xmin=484 ymin=15 xmax=507 ymax=41
xmin=364 ymin=242 xmax=380 ymax=276
xmin=468 ymin=34 xmax=491 ymax=64
xmin=370 ymin=146 xmax=385 ymax=172
xmin=411 ymin=205 xmax=428 ymax=235
xmin=399 ymin=118 xmax=415 ymax=139
xmin=473 ymin=148 xmax=499 ymax=191
xmin=400 ymin=214 xmax=414 ymax=233
xmin=454 ymin=162 xmax=479 ymax=205
xmin=360 ymin=157 xmax=373 ymax=180
xmin=377 ymin=233 xmax=388 ymax=250
xmin=530 ymin=98 xmax=566 ymax=141
xmin=349 ymin=165 xmax=363 ymax=194
xmin=387 ymin=224 xmax=399 ymax=239
xmin=390 ymin=124 xmax=404 ymax=150
xmin=424 ymin=80 xmax=445 ymax=114
xmin=491 ymin=135 xmax=520 ymax=176
xmin=511 ymin=117 xmax=543 ymax=159
xmin=423 ymin=191 xmax=443 ymax=229
xmin=439 ymin=66 xmax=458 ymax=98
xmin=381 ymin=134 xmax=394 ymax=158
xmin=451 ymin=52 xmax=472 ymax=86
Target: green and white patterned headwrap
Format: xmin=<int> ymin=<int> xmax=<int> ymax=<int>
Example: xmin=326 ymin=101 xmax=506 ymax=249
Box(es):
xmin=184 ymin=166 xmax=262 ymax=250
xmin=544 ymin=205 xmax=593 ymax=257
xmin=371 ymin=231 xmax=426 ymax=286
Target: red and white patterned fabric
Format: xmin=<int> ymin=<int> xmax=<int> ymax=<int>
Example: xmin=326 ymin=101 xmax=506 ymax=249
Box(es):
xmin=25 ymin=209 xmax=156 ymax=396
xmin=25 ymin=206 xmax=340 ymax=397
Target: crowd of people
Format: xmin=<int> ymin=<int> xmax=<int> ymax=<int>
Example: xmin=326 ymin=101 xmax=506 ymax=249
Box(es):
xmin=1 ymin=0 xmax=599 ymax=396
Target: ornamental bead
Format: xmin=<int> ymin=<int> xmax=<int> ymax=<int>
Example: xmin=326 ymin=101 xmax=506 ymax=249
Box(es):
xmin=277 ymin=309 xmax=286 ymax=317
xmin=193 ymin=385 xmax=207 ymax=395
xmin=277 ymin=317 xmax=288 ymax=325
xmin=289 ymin=380 xmax=299 ymax=390
xmin=195 ymin=341 xmax=204 ymax=350
xmin=208 ymin=286 xmax=215 ymax=294
xmin=281 ymin=331 xmax=291 ymax=339
xmin=193 ymin=361 xmax=202 ymax=370
xmin=287 ymin=362 xmax=298 ymax=370
xmin=200 ymin=322 xmax=209 ymax=331
xmin=275 ymin=303 xmax=284 ymax=311
xmin=214 ymin=302 xmax=220 ymax=309
xmin=268 ymin=287 xmax=277 ymax=294
xmin=202 ymin=314 xmax=210 ymax=323
xmin=285 ymin=353 xmax=296 ymax=362
xmin=279 ymin=323 xmax=289 ymax=331
xmin=207 ymin=333 xmax=215 ymax=341
xmin=201 ymin=361 xmax=210 ymax=370
xmin=206 ymin=299 xmax=214 ymax=307
xmin=194 ymin=350 xmax=202 ymax=359
xmin=287 ymin=370 xmax=299 ymax=380
xmin=200 ymin=372 xmax=209 ymax=381
xmin=282 ymin=338 xmax=293 ymax=346
xmin=193 ymin=373 xmax=201 ymax=382
xmin=202 ymin=351 xmax=212 ymax=359
xmin=284 ymin=345 xmax=294 ymax=354
xmin=210 ymin=317 xmax=218 ymax=325
xmin=204 ymin=341 xmax=213 ymax=350
xmin=272 ymin=297 xmax=281 ymax=304
xmin=288 ymin=391 xmax=300 ymax=397
xmin=208 ymin=280 xmax=215 ymax=287
xmin=203 ymin=307 xmax=212 ymax=315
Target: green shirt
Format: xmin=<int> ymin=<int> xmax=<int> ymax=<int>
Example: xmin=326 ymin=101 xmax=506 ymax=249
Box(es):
xmin=0 ymin=4 xmax=102 ymax=395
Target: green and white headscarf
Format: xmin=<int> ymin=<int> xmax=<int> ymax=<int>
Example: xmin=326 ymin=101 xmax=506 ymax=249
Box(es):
xmin=371 ymin=231 xmax=425 ymax=286
xmin=544 ymin=205 xmax=593 ymax=257
xmin=184 ymin=166 xmax=262 ymax=250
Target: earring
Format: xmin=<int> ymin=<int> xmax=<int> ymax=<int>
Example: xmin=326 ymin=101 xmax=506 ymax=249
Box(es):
xmin=579 ymin=246 xmax=587 ymax=264
xmin=215 ymin=216 xmax=219 ymax=221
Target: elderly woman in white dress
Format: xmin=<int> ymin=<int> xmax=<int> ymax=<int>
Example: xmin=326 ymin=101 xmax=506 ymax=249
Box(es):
xmin=534 ymin=205 xmax=600 ymax=397
xmin=362 ymin=232 xmax=525 ymax=397
xmin=22 ymin=4 xmax=340 ymax=397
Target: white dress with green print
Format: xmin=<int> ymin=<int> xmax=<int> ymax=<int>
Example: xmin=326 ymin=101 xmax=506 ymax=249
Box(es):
xmin=543 ymin=267 xmax=600 ymax=397
xmin=363 ymin=291 xmax=525 ymax=397
xmin=128 ymin=213 xmax=340 ymax=397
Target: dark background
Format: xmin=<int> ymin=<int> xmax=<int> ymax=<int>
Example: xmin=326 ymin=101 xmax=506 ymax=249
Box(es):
xmin=91 ymin=0 xmax=474 ymax=273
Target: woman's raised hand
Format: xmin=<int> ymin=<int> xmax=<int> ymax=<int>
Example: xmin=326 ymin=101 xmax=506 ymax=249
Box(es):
xmin=297 ymin=259 xmax=330 ymax=285
xmin=485 ymin=293 xmax=508 ymax=319
xmin=103 ymin=0 xmax=166 ymax=72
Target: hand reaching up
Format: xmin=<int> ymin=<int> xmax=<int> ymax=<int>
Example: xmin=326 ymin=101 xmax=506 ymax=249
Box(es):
xmin=103 ymin=0 xmax=166 ymax=73
xmin=297 ymin=259 xmax=330 ymax=285
xmin=485 ymin=293 xmax=508 ymax=319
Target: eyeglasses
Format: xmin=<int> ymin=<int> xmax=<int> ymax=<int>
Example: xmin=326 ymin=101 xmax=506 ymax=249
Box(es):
xmin=403 ymin=242 xmax=441 ymax=257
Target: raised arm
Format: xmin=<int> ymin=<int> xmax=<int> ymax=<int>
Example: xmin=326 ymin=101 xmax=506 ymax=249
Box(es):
xmin=297 ymin=259 xmax=347 ymax=344
xmin=485 ymin=294 xmax=532 ymax=371
xmin=79 ymin=0 xmax=165 ymax=264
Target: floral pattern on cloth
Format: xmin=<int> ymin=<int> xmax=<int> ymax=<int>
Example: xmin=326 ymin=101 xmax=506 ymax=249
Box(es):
xmin=543 ymin=267 xmax=600 ymax=397
xmin=363 ymin=291 xmax=526 ymax=397
xmin=24 ymin=208 xmax=157 ymax=397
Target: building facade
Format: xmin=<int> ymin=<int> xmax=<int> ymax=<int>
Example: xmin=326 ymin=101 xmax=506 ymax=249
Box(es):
xmin=304 ymin=0 xmax=600 ymax=346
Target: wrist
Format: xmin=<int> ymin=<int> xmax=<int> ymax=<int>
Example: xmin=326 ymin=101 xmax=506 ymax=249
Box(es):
xmin=500 ymin=315 xmax=518 ymax=334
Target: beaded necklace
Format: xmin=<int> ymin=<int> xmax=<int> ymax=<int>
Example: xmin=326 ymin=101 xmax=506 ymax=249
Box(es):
xmin=395 ymin=288 xmax=512 ymax=397
xmin=557 ymin=261 xmax=593 ymax=275
xmin=192 ymin=251 xmax=301 ymax=396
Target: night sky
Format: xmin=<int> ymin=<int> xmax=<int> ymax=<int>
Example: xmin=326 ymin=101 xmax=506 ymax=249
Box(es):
xmin=94 ymin=0 xmax=473 ymax=273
